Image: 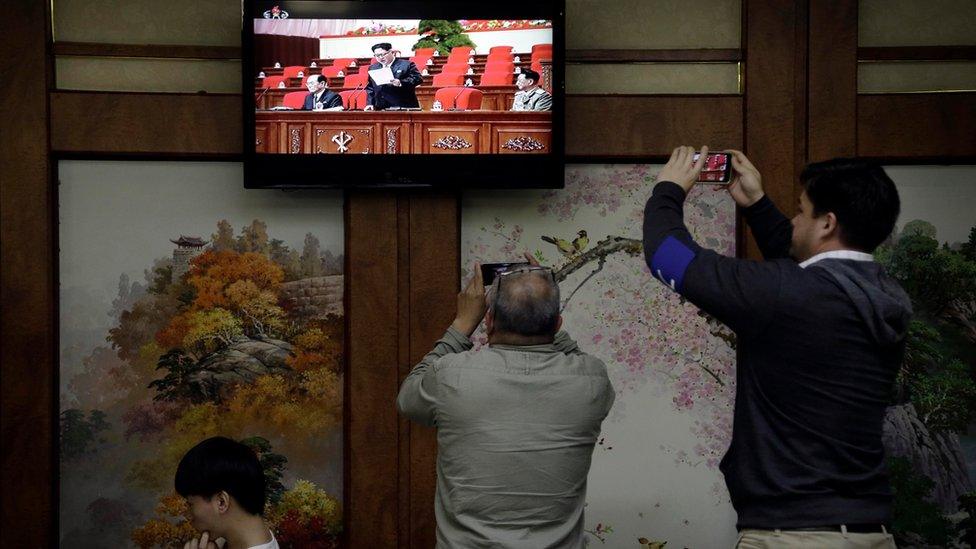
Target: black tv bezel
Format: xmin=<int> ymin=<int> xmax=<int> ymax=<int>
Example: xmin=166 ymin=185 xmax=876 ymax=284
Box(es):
xmin=243 ymin=0 xmax=565 ymax=189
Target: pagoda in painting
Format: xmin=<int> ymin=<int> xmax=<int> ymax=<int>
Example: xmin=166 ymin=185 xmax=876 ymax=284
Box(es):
xmin=171 ymin=235 xmax=208 ymax=279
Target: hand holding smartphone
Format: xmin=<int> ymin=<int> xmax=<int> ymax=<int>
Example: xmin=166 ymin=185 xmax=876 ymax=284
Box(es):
xmin=480 ymin=262 xmax=529 ymax=285
xmin=693 ymin=152 xmax=733 ymax=184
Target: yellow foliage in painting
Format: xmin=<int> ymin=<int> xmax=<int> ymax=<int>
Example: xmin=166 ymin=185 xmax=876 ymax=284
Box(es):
xmin=287 ymin=328 xmax=342 ymax=372
xmin=302 ymin=368 xmax=342 ymax=406
xmin=182 ymin=308 xmax=244 ymax=353
xmin=223 ymin=374 xmax=341 ymax=438
xmin=126 ymin=403 xmax=222 ymax=492
xmin=268 ymin=479 xmax=342 ymax=534
xmin=131 ymin=493 xmax=197 ymax=548
xmin=156 ymin=493 xmax=189 ymax=518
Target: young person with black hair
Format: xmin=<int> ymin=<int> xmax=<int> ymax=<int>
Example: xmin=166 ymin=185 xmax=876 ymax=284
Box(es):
xmin=175 ymin=437 xmax=278 ymax=549
xmin=643 ymin=147 xmax=910 ymax=548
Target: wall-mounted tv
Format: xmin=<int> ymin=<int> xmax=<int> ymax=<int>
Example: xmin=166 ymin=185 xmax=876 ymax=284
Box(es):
xmin=244 ymin=1 xmax=564 ymax=188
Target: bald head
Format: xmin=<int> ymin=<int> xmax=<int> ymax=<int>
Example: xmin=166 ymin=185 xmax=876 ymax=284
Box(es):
xmin=490 ymin=270 xmax=560 ymax=338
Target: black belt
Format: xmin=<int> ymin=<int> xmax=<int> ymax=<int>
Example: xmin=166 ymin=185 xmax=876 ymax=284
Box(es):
xmin=745 ymin=524 xmax=888 ymax=534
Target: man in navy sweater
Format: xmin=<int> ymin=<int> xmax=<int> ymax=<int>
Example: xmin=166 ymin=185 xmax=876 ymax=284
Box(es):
xmin=643 ymin=146 xmax=910 ymax=548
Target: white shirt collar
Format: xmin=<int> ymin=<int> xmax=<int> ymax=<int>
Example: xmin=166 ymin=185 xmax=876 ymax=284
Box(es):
xmin=799 ymin=249 xmax=875 ymax=268
xmin=247 ymin=530 xmax=279 ymax=549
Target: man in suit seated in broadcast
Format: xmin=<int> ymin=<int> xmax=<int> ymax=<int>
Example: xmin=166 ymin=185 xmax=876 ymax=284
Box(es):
xmin=363 ymin=42 xmax=423 ymax=111
xmin=303 ymin=74 xmax=343 ymax=111
xmin=511 ymin=69 xmax=553 ymax=112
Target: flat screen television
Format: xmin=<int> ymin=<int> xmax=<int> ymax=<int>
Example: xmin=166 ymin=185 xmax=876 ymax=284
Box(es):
xmin=244 ymin=1 xmax=564 ymax=188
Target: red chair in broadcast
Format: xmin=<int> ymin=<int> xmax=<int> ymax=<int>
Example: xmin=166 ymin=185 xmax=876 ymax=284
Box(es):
xmin=487 ymin=52 xmax=513 ymax=63
xmin=320 ymin=66 xmax=342 ymax=78
xmin=343 ymin=72 xmax=368 ymax=89
xmin=439 ymin=63 xmax=469 ymax=75
xmin=282 ymin=91 xmax=307 ymax=109
xmin=434 ymin=86 xmax=483 ymax=110
xmin=410 ymin=55 xmax=431 ymax=67
xmin=432 ymin=72 xmax=464 ymax=88
xmin=261 ymin=75 xmax=288 ymax=89
xmin=485 ymin=61 xmax=514 ymax=74
xmin=479 ymin=71 xmax=513 ymax=86
xmin=413 ymin=47 xmax=436 ymax=57
xmin=531 ymin=61 xmax=543 ymax=74
xmin=339 ymin=89 xmax=367 ymax=110
xmin=489 ymin=45 xmax=513 ymax=55
xmin=449 ymin=46 xmax=474 ymax=58
xmin=331 ymin=58 xmax=357 ymax=69
xmin=282 ymin=65 xmax=307 ymax=78
xmin=531 ymin=43 xmax=552 ymax=53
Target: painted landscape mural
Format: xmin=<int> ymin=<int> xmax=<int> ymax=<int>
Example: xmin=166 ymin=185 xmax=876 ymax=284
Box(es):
xmin=58 ymin=162 xmax=345 ymax=548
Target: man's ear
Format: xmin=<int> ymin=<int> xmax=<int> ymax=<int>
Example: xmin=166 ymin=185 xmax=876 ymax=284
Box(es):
xmin=215 ymin=491 xmax=231 ymax=514
xmin=555 ymin=315 xmax=563 ymax=333
xmin=822 ymin=212 xmax=839 ymax=239
xmin=484 ymin=309 xmax=494 ymax=335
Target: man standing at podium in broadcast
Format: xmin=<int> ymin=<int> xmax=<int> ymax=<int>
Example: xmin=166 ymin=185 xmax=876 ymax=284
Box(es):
xmin=364 ymin=42 xmax=422 ymax=111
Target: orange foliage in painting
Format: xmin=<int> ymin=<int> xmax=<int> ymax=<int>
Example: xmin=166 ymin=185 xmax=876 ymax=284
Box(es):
xmin=223 ymin=373 xmax=342 ymax=437
xmin=187 ymin=250 xmax=284 ymax=312
xmin=131 ymin=493 xmax=197 ymax=548
xmin=287 ymin=328 xmax=342 ymax=373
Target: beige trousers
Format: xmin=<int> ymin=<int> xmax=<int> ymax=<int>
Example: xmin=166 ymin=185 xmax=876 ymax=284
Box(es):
xmin=735 ymin=527 xmax=897 ymax=548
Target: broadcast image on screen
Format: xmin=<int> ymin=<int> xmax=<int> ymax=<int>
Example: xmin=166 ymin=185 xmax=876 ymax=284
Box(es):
xmin=252 ymin=16 xmax=554 ymax=156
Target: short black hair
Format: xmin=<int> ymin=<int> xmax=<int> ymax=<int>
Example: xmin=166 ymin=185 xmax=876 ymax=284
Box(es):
xmin=175 ymin=437 xmax=266 ymax=516
xmin=521 ymin=69 xmax=541 ymax=85
xmin=372 ymin=42 xmax=393 ymax=53
xmin=800 ymin=158 xmax=900 ymax=252
xmin=313 ymin=74 xmax=328 ymax=85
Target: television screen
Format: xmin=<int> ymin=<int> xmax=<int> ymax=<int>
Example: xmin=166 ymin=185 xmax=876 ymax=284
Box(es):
xmin=244 ymin=1 xmax=564 ymax=188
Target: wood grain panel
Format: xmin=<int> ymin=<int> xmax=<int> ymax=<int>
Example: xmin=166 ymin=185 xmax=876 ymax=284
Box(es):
xmin=808 ymin=0 xmax=857 ymax=161
xmin=857 ymin=93 xmax=976 ymax=158
xmin=407 ymin=194 xmax=459 ymax=548
xmin=346 ymin=193 xmax=400 ymax=547
xmin=0 ymin=1 xmax=54 ymax=546
xmin=742 ymin=0 xmax=805 ymax=259
xmin=567 ymin=49 xmax=741 ymax=62
xmin=565 ymin=95 xmax=743 ymax=158
xmin=50 ymin=91 xmax=242 ymax=155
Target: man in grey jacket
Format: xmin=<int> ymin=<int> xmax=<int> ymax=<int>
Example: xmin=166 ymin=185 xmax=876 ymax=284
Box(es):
xmin=397 ymin=253 xmax=615 ymax=548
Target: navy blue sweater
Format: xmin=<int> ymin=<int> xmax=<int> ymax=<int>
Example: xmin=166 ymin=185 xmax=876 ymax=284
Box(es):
xmin=643 ymin=182 xmax=912 ymax=529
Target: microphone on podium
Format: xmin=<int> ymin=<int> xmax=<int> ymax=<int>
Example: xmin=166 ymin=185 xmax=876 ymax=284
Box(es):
xmin=255 ymin=87 xmax=272 ymax=109
xmin=447 ymin=87 xmax=468 ymax=111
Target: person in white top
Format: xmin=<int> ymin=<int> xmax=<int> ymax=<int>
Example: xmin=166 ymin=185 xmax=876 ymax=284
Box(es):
xmin=176 ymin=437 xmax=279 ymax=549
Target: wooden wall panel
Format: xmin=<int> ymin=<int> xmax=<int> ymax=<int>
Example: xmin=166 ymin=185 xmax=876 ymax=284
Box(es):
xmin=857 ymin=93 xmax=976 ymax=159
xmin=50 ymin=91 xmax=242 ymax=155
xmin=407 ymin=194 xmax=459 ymax=548
xmin=0 ymin=1 xmax=55 ymax=546
xmin=565 ymin=96 xmax=744 ymax=158
xmin=808 ymin=0 xmax=857 ymax=161
xmin=742 ymin=0 xmax=806 ymax=259
xmin=346 ymin=193 xmax=400 ymax=547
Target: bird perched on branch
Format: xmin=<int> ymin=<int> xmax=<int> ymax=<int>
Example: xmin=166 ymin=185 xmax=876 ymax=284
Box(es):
xmin=572 ymin=230 xmax=589 ymax=253
xmin=541 ymin=233 xmax=576 ymax=258
xmin=542 ymin=230 xmax=589 ymax=258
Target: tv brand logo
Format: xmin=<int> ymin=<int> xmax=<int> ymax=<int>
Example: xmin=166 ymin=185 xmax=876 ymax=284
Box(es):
xmin=263 ymin=5 xmax=289 ymax=19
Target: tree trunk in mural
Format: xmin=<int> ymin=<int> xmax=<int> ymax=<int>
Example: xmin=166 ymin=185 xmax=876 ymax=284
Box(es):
xmin=884 ymin=403 xmax=973 ymax=512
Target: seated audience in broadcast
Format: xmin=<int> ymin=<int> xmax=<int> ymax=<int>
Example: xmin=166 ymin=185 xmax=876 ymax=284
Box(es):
xmin=511 ymin=69 xmax=552 ymax=112
xmin=364 ymin=42 xmax=423 ymax=111
xmin=303 ymin=74 xmax=343 ymax=111
xmin=176 ymin=437 xmax=279 ymax=549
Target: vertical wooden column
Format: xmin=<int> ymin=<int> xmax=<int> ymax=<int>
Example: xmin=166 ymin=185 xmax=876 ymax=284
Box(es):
xmin=0 ymin=1 xmax=54 ymax=546
xmin=808 ymin=0 xmax=858 ymax=161
xmin=346 ymin=191 xmax=459 ymax=548
xmin=742 ymin=0 xmax=808 ymax=259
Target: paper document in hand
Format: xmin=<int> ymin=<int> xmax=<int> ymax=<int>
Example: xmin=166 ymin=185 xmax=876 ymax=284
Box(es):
xmin=368 ymin=66 xmax=395 ymax=85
